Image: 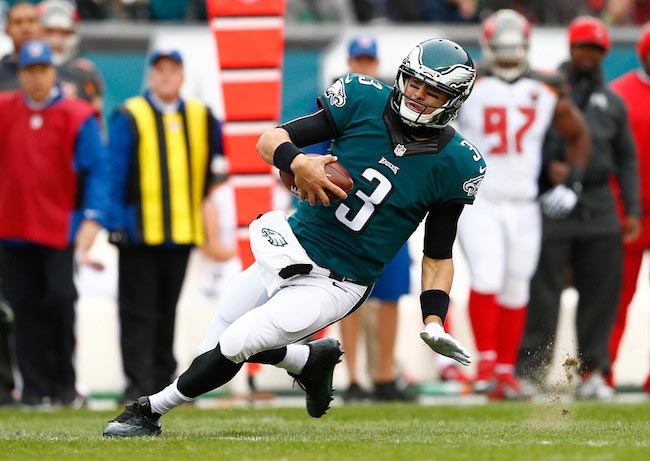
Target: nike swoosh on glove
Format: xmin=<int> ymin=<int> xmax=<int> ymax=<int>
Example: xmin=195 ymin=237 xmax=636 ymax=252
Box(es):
xmin=539 ymin=184 xmax=578 ymax=219
xmin=420 ymin=322 xmax=471 ymax=366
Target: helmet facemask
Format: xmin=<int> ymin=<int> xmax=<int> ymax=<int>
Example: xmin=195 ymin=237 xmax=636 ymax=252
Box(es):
xmin=394 ymin=69 xmax=463 ymax=129
xmin=46 ymin=30 xmax=80 ymax=66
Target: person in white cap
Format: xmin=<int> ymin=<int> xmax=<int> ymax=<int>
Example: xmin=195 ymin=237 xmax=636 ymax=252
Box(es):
xmin=38 ymin=0 xmax=104 ymax=111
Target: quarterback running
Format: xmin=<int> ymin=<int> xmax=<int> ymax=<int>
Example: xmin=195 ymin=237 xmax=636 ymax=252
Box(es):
xmin=103 ymin=38 xmax=486 ymax=437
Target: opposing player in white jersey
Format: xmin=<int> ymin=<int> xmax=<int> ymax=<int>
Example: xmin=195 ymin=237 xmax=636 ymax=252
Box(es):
xmin=455 ymin=9 xmax=590 ymax=399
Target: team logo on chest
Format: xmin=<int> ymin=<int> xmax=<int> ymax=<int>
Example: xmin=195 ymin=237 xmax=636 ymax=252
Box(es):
xmin=589 ymin=93 xmax=608 ymax=110
xmin=29 ymin=114 xmax=43 ymax=130
xmin=261 ymin=228 xmax=288 ymax=247
xmin=378 ymin=156 xmax=399 ymax=175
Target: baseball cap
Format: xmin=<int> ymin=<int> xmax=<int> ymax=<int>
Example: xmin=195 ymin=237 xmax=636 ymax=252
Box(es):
xmin=348 ymin=35 xmax=377 ymax=59
xmin=568 ymin=16 xmax=610 ymax=52
xmin=149 ymin=49 xmax=183 ymax=66
xmin=18 ymin=40 xmax=54 ymax=69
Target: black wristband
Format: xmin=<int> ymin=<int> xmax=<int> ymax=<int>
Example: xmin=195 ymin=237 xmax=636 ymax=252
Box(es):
xmin=565 ymin=167 xmax=584 ymax=194
xmin=273 ymin=141 xmax=303 ymax=174
xmin=420 ymin=289 xmax=450 ymax=324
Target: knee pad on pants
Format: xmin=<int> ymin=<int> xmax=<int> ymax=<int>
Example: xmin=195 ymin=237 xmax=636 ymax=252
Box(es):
xmin=219 ymin=301 xmax=322 ymax=363
xmin=219 ymin=321 xmax=256 ymax=364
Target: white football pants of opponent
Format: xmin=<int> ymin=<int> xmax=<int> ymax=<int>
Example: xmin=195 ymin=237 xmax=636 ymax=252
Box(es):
xmin=458 ymin=194 xmax=541 ymax=378
xmin=460 ymin=196 xmax=541 ymax=305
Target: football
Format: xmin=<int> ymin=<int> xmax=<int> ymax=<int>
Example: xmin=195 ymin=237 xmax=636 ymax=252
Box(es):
xmin=279 ymin=154 xmax=354 ymax=202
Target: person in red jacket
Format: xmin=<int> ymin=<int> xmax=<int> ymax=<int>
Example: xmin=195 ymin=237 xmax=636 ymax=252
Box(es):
xmin=608 ymin=24 xmax=650 ymax=393
xmin=0 ymin=40 xmax=109 ymax=407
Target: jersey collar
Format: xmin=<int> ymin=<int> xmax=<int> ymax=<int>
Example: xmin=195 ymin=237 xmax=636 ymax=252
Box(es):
xmin=382 ymin=99 xmax=455 ymax=156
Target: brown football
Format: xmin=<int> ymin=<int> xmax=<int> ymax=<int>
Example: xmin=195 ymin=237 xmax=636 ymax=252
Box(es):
xmin=279 ymin=154 xmax=354 ymax=202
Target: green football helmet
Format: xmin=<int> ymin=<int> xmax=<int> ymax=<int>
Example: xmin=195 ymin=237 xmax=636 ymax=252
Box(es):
xmin=392 ymin=38 xmax=476 ymax=129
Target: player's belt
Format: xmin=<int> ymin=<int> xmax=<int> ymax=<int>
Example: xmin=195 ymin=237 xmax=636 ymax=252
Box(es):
xmin=328 ymin=270 xmax=360 ymax=284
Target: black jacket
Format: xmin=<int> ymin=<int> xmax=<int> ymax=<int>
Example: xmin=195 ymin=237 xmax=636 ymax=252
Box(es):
xmin=541 ymin=62 xmax=640 ymax=238
xmin=0 ymin=54 xmax=19 ymax=91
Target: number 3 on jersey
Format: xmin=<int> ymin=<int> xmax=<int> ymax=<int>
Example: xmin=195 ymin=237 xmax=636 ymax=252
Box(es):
xmin=484 ymin=106 xmax=536 ymax=154
xmin=335 ymin=168 xmax=392 ymax=232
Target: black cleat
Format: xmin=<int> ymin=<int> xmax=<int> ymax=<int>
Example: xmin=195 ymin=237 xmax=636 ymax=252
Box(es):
xmin=289 ymin=338 xmax=343 ymax=418
xmin=102 ymin=396 xmax=162 ymax=437
xmin=342 ymin=383 xmax=372 ymax=403
xmin=373 ymin=380 xmax=417 ymax=402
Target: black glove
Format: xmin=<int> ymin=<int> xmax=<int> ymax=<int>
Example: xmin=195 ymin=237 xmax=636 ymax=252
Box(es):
xmin=0 ymin=296 xmax=13 ymax=336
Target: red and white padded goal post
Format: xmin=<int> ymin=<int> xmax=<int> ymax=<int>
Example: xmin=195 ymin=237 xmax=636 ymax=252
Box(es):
xmin=207 ymin=0 xmax=287 ymax=269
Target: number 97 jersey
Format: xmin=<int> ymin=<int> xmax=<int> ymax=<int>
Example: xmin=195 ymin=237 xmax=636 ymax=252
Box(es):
xmin=455 ymin=72 xmax=559 ymax=202
xmin=288 ymin=73 xmax=487 ymax=286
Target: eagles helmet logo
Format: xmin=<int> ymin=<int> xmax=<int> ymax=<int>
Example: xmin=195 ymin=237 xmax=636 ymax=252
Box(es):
xmin=261 ymin=228 xmax=288 ymax=247
xmin=462 ymin=175 xmax=485 ymax=197
xmin=433 ymin=64 xmax=476 ymax=92
xmin=325 ymin=78 xmax=347 ymax=108
xmin=404 ymin=46 xmax=475 ymax=97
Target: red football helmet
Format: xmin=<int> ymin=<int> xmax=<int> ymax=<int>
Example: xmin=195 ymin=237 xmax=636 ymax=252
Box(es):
xmin=480 ymin=9 xmax=531 ymax=82
xmin=637 ymin=23 xmax=650 ymax=60
xmin=568 ymin=15 xmax=610 ymax=52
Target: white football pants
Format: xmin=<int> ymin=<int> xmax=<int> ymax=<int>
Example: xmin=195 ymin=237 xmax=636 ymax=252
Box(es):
xmin=458 ymin=195 xmax=541 ymax=307
xmin=197 ymin=262 xmax=371 ymax=363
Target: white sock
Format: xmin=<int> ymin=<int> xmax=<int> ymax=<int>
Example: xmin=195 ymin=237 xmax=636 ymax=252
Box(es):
xmin=148 ymin=378 xmax=193 ymax=415
xmin=479 ymin=350 xmax=497 ymax=361
xmin=494 ymin=364 xmax=515 ymax=375
xmin=276 ymin=344 xmax=310 ymax=375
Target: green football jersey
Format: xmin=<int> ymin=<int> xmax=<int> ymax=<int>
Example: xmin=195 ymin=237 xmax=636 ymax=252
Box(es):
xmin=288 ymin=73 xmax=486 ymax=285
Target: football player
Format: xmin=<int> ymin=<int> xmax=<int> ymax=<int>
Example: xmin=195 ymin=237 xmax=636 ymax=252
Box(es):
xmin=455 ymin=9 xmax=590 ymax=399
xmin=103 ymin=38 xmax=484 ymax=437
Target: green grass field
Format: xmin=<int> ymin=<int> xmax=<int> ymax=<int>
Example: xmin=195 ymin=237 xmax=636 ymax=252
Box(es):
xmin=1 ymin=401 xmax=649 ymax=461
